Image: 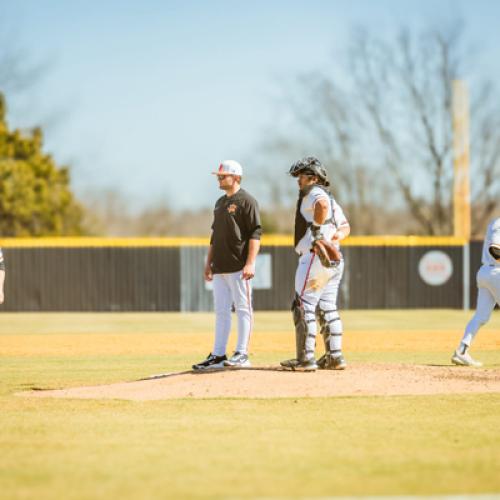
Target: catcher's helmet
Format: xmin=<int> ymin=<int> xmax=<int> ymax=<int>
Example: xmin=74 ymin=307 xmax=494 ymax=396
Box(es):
xmin=288 ymin=156 xmax=330 ymax=186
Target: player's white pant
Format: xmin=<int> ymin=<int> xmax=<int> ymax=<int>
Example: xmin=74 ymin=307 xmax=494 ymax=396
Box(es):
xmin=461 ymin=265 xmax=500 ymax=346
xmin=295 ymin=253 xmax=344 ymax=358
xmin=212 ymin=271 xmax=253 ymax=356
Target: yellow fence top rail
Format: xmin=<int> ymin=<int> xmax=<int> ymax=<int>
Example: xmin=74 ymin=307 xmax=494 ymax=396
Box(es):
xmin=0 ymin=235 xmax=468 ymax=248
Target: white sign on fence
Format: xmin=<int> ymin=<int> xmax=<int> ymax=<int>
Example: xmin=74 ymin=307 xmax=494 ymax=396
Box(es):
xmin=418 ymin=251 xmax=453 ymax=286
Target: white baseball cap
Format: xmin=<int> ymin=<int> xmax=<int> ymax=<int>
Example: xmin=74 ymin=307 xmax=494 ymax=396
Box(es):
xmin=212 ymin=160 xmax=243 ymax=177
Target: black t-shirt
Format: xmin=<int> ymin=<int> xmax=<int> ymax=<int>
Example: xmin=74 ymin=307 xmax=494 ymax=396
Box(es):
xmin=210 ymin=189 xmax=262 ymax=274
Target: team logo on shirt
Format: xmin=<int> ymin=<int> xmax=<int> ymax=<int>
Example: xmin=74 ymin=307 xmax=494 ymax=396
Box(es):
xmin=227 ymin=204 xmax=238 ymax=214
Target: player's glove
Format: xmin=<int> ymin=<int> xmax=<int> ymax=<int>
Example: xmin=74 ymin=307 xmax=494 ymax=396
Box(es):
xmin=489 ymin=244 xmax=500 ymax=261
xmin=310 ymin=224 xmax=342 ymax=268
xmin=312 ymin=239 xmax=342 ymax=268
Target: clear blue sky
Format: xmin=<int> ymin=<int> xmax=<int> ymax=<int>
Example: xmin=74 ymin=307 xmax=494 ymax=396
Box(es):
xmin=2 ymin=0 xmax=500 ymax=209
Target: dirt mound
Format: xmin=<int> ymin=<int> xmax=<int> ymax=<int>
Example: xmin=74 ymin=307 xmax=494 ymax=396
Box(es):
xmin=19 ymin=363 xmax=500 ymax=401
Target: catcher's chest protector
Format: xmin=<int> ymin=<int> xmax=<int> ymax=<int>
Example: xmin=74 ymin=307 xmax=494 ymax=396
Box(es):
xmin=293 ymin=185 xmax=337 ymax=247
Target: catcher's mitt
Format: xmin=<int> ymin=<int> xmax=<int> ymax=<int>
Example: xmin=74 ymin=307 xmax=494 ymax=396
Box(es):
xmin=312 ymin=239 xmax=342 ymax=268
xmin=489 ymin=244 xmax=500 ymax=260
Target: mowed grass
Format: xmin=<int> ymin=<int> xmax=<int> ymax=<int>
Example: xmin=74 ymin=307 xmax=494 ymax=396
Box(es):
xmin=1 ymin=310 xmax=500 ymax=499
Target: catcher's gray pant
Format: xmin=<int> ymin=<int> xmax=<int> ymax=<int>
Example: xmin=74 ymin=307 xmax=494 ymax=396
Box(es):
xmin=295 ymin=253 xmax=344 ymax=358
xmin=461 ymin=265 xmax=500 ymax=347
xmin=212 ymin=271 xmax=253 ymax=356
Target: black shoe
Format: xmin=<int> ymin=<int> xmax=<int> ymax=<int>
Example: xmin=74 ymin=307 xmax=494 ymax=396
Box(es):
xmin=192 ymin=353 xmax=227 ymax=370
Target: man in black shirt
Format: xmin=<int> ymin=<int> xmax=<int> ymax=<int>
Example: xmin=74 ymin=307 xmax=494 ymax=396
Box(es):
xmin=193 ymin=160 xmax=262 ymax=370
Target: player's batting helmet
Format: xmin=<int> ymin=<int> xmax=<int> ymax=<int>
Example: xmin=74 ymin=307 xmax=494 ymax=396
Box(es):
xmin=288 ymin=156 xmax=330 ymax=186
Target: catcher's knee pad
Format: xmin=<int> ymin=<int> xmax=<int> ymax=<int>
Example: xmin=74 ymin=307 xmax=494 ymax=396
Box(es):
xmin=292 ymin=294 xmax=315 ymax=361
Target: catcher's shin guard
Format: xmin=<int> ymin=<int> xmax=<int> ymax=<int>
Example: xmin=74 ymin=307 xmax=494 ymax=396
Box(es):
xmin=316 ymin=302 xmax=344 ymax=368
xmin=293 ymin=295 xmax=308 ymax=361
xmin=316 ymin=305 xmax=329 ymax=353
xmin=280 ymin=294 xmax=313 ymax=368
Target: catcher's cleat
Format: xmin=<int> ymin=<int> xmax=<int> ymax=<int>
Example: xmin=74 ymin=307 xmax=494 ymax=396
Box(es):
xmin=451 ymin=349 xmax=482 ymax=367
xmin=317 ymin=354 xmax=327 ymax=369
xmin=192 ymin=353 xmax=227 ymax=370
xmin=281 ymin=357 xmax=317 ymax=371
xmin=224 ymin=351 xmax=251 ymax=368
xmin=318 ymin=353 xmax=347 ymax=370
xmin=280 ymin=358 xmax=301 ymax=369
xmin=328 ymin=354 xmax=347 ymax=370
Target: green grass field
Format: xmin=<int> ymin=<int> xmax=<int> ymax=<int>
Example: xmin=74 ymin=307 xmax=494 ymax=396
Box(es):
xmin=1 ymin=310 xmax=500 ymax=499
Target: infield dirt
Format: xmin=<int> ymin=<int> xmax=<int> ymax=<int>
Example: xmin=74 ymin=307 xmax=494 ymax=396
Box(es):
xmin=22 ymin=362 xmax=500 ymax=400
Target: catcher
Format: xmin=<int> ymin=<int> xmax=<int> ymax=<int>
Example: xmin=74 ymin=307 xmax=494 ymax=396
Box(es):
xmin=281 ymin=157 xmax=350 ymax=371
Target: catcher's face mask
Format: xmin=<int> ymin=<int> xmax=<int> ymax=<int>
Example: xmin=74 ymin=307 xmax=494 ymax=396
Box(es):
xmin=288 ymin=156 xmax=330 ymax=186
xmin=289 ymin=157 xmax=320 ymax=177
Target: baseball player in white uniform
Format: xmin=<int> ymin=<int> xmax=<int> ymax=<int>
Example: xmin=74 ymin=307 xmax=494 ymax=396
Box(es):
xmin=452 ymin=217 xmax=500 ymax=367
xmin=281 ymin=157 xmax=350 ymax=371
xmin=193 ymin=161 xmax=262 ymax=370
xmin=0 ymin=248 xmax=5 ymax=305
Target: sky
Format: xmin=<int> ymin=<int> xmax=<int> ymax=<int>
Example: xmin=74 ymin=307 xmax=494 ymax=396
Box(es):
xmin=2 ymin=0 xmax=500 ymax=210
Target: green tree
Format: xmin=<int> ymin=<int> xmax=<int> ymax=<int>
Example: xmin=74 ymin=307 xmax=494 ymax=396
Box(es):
xmin=0 ymin=93 xmax=84 ymax=236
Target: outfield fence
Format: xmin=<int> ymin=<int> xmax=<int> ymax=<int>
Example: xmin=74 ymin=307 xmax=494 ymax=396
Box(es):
xmin=0 ymin=236 xmax=484 ymax=312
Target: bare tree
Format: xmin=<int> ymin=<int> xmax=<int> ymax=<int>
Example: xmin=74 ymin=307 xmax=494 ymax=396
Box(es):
xmin=469 ymin=81 xmax=500 ymax=233
xmin=81 ymin=188 xmax=215 ymax=237
xmin=259 ymin=21 xmax=500 ymax=236
xmin=346 ymin=25 xmax=458 ymax=234
xmin=253 ymin=74 xmax=387 ymax=234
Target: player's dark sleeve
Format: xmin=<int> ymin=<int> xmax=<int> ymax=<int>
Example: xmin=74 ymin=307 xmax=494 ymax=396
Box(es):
xmin=246 ymin=198 xmax=262 ymax=240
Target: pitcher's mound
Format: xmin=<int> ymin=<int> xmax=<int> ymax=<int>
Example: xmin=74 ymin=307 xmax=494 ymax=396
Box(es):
xmin=20 ymin=363 xmax=500 ymax=401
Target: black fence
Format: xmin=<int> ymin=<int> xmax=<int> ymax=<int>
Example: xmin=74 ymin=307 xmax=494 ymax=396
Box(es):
xmin=0 ymin=242 xmax=481 ymax=312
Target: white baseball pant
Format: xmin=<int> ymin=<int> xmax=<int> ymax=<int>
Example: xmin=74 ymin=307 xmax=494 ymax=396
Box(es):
xmin=295 ymin=253 xmax=344 ymax=357
xmin=212 ymin=271 xmax=253 ymax=356
xmin=461 ymin=265 xmax=500 ymax=346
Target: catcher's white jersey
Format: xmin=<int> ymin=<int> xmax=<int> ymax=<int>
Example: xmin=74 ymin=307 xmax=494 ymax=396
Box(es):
xmin=295 ymin=186 xmax=348 ymax=256
xmin=482 ymin=217 xmax=500 ymax=267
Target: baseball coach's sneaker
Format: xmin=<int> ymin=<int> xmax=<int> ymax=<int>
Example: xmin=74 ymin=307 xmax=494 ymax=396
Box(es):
xmin=281 ymin=357 xmax=318 ymax=371
xmin=224 ymin=352 xmax=251 ymax=367
xmin=451 ymin=349 xmax=482 ymax=367
xmin=192 ymin=353 xmax=227 ymax=370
